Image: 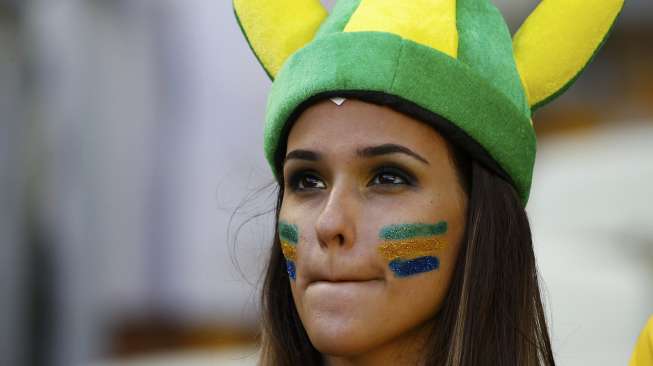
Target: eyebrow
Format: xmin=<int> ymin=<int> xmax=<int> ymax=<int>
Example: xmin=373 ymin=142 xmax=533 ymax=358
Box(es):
xmin=284 ymin=143 xmax=430 ymax=165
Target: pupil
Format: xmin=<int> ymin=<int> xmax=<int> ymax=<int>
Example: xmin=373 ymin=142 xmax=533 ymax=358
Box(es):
xmin=305 ymin=176 xmax=319 ymax=187
xmin=381 ymin=173 xmax=397 ymax=183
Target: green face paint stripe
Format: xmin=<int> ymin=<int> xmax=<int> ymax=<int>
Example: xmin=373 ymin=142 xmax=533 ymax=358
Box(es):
xmin=379 ymin=221 xmax=448 ymax=241
xmin=456 ymin=0 xmax=530 ymax=116
xmin=314 ymin=0 xmax=363 ymax=40
xmin=278 ymin=221 xmax=299 ymax=244
xmin=378 ymin=237 xmax=447 ymax=261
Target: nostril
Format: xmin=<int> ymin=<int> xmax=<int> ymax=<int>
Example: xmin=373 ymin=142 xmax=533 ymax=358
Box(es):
xmin=336 ymin=234 xmax=345 ymax=245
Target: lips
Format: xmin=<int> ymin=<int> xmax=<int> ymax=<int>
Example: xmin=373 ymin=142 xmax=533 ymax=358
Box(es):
xmin=311 ymin=279 xmax=378 ymax=285
xmin=307 ymin=271 xmax=383 ymax=285
xmin=302 ymin=258 xmax=384 ymax=287
xmin=307 ymin=279 xmax=384 ymax=294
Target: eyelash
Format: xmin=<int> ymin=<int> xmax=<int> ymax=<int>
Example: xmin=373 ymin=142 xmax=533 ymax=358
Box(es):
xmin=287 ymin=166 xmax=415 ymax=192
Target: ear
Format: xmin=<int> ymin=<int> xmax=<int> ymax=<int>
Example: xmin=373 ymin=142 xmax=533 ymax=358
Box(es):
xmin=233 ymin=0 xmax=328 ymax=80
xmin=512 ymin=0 xmax=624 ymax=111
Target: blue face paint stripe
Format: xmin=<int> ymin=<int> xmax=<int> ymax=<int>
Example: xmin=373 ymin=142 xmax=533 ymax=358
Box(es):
xmin=389 ymin=256 xmax=440 ymax=277
xmin=286 ymin=259 xmax=296 ymax=280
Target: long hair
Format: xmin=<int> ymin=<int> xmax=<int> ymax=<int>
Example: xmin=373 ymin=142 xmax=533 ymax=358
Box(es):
xmin=256 ymin=107 xmax=555 ymax=365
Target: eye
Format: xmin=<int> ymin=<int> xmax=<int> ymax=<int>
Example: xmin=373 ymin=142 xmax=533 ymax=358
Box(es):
xmin=369 ymin=166 xmax=414 ymax=186
xmin=288 ymin=171 xmax=326 ymax=191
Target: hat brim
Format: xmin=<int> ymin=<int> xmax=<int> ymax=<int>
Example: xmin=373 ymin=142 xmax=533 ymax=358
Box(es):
xmin=265 ymin=31 xmax=535 ymax=205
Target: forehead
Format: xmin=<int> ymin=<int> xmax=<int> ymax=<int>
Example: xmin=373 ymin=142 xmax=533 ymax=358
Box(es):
xmin=286 ymin=98 xmax=450 ymax=158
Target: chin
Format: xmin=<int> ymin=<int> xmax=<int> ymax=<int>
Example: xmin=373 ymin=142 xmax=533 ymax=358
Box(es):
xmin=310 ymin=334 xmax=371 ymax=357
xmin=305 ymin=320 xmax=382 ymax=357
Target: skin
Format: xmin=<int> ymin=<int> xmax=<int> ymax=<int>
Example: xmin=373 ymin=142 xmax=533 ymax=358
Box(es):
xmin=280 ymin=98 xmax=468 ymax=366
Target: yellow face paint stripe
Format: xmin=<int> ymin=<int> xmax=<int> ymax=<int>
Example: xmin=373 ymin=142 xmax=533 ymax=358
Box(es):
xmin=377 ymin=237 xmax=447 ymax=261
xmin=281 ymin=240 xmax=297 ymax=261
xmin=344 ymin=0 xmax=458 ymax=59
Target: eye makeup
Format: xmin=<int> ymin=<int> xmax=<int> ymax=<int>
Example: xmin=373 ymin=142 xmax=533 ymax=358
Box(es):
xmin=377 ymin=221 xmax=448 ymax=278
xmin=368 ymin=164 xmax=417 ymax=187
xmin=279 ymin=220 xmax=299 ymax=280
xmin=287 ymin=164 xmax=416 ymax=193
xmin=287 ymin=170 xmax=325 ymax=192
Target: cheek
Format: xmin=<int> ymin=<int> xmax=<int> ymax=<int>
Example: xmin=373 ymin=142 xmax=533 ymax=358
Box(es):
xmin=379 ymin=264 xmax=455 ymax=331
xmin=376 ymin=218 xmax=464 ymax=312
xmin=375 ymin=183 xmax=466 ymax=281
xmin=378 ymin=224 xmax=463 ymax=326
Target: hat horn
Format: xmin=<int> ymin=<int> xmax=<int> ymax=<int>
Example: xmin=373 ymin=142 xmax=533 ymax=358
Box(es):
xmin=233 ymin=0 xmax=328 ymax=80
xmin=344 ymin=0 xmax=458 ymax=58
xmin=513 ymin=0 xmax=624 ymax=110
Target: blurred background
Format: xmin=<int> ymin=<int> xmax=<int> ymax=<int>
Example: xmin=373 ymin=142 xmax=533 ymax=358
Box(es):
xmin=0 ymin=0 xmax=651 ymax=365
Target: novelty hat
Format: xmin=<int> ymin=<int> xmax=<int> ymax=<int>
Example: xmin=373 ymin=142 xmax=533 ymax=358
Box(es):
xmin=233 ymin=0 xmax=624 ymax=205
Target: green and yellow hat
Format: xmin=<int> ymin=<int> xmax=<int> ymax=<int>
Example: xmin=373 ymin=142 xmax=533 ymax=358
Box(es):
xmin=233 ymin=0 xmax=624 ymax=205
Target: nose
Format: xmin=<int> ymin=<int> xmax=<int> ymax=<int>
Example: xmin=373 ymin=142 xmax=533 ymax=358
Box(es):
xmin=315 ymin=181 xmax=357 ymax=251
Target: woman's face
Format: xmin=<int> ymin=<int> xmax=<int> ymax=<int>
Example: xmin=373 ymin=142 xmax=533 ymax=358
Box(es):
xmin=279 ymin=98 xmax=468 ymax=363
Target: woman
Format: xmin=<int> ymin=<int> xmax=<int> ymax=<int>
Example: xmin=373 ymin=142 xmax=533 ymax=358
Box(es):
xmin=233 ymin=0 xmax=623 ymax=364
xmin=261 ymin=95 xmax=551 ymax=365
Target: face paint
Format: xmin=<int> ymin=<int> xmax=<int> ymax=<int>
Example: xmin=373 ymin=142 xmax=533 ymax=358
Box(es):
xmin=380 ymin=221 xmax=447 ymax=240
xmin=378 ymin=221 xmax=448 ymax=278
xmin=278 ymin=220 xmax=299 ymax=280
